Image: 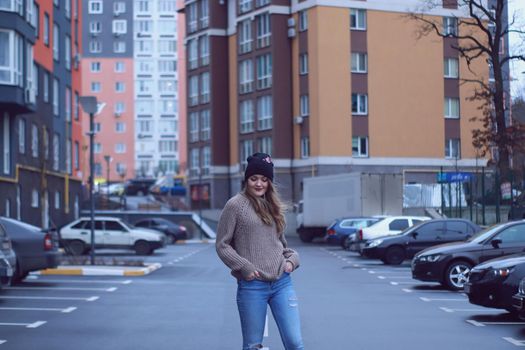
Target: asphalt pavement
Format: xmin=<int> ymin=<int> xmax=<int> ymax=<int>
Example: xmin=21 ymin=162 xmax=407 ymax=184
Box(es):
xmin=0 ymin=237 xmax=524 ymax=349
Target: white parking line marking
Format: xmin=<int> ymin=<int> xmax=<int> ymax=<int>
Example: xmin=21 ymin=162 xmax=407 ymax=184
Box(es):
xmin=0 ymin=306 xmax=77 ymax=313
xmin=402 ymin=288 xmax=460 ymax=294
xmin=353 ymin=264 xmax=360 ymax=267
xmin=440 ymin=307 xmax=502 ymax=313
xmin=264 ymin=314 xmax=269 ymax=337
xmin=0 ymin=321 xmax=46 ymax=328
xmin=26 ymin=278 xmax=133 ymax=284
xmin=380 ymin=276 xmax=412 ymax=279
xmin=467 ymin=320 xmax=525 ymax=327
xmin=420 ymin=297 xmax=466 ymax=302
xmin=6 ymin=286 xmax=116 ymax=292
xmin=390 ymin=281 xmax=418 ymax=285
xmin=0 ymin=295 xmax=99 ymax=301
xmin=361 ymin=268 xmax=368 ymax=271
xmin=0 ymin=340 xmax=6 ymax=345
xmin=367 ymin=270 xmax=410 ymax=274
xmin=503 ymin=337 xmax=525 ymax=346
xmin=378 ymin=276 xmax=386 ymax=280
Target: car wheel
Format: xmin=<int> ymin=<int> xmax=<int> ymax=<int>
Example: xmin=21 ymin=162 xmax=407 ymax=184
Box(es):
xmin=134 ymin=240 xmax=151 ymax=255
xmin=10 ymin=260 xmax=27 ymax=285
xmin=444 ymin=260 xmax=472 ymax=290
xmin=137 ymin=190 xmax=144 ymax=196
xmin=299 ymin=232 xmax=314 ymax=243
xmin=341 ymin=236 xmax=350 ymax=250
xmin=166 ymin=234 xmax=175 ymax=245
xmin=66 ymin=240 xmax=86 ymax=256
xmin=383 ymin=246 xmax=405 ymax=265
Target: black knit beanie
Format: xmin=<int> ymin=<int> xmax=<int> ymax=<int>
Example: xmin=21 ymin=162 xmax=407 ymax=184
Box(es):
xmin=244 ymin=153 xmax=274 ymax=182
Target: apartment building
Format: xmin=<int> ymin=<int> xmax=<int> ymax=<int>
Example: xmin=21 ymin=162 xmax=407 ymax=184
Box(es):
xmin=0 ymin=0 xmax=83 ymax=227
xmin=183 ymin=0 xmax=505 ymax=209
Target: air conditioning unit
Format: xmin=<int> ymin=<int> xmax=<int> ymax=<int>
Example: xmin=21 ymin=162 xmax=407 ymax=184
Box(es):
xmin=114 ymin=112 xmax=122 ymax=118
xmin=294 ymin=116 xmax=304 ymax=125
xmin=114 ymin=32 xmax=121 ymax=37
xmin=114 ymin=11 xmax=120 ymax=17
xmin=287 ymin=18 xmax=296 ymax=27
xmin=91 ymin=32 xmax=99 ymax=37
xmin=288 ymin=28 xmax=296 ymax=38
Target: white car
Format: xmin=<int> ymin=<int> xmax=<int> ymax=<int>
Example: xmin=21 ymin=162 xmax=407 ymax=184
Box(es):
xmin=60 ymin=217 xmax=166 ymax=255
xmin=354 ymin=216 xmax=431 ymax=252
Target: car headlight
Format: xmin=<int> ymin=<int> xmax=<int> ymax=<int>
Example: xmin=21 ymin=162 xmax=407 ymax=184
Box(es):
xmin=492 ymin=268 xmax=512 ymax=277
xmin=367 ymin=239 xmax=383 ymax=248
xmin=418 ymin=254 xmax=441 ymax=262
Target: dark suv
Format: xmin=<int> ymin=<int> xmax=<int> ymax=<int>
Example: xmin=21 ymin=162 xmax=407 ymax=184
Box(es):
xmin=125 ymin=178 xmax=156 ymax=196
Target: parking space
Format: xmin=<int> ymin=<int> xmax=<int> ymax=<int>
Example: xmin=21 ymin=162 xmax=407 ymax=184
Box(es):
xmin=321 ymin=246 xmax=525 ymax=348
xmin=0 ymin=275 xmax=134 ymax=346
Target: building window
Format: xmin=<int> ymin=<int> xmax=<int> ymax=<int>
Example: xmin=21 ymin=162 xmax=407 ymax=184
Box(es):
xmin=443 ymin=17 xmax=458 ymax=36
xmin=115 ymin=143 xmax=126 ymax=154
xmin=300 ymin=137 xmax=310 ymax=159
xmin=53 ymin=133 xmax=59 ymax=171
xmin=93 ymin=142 xmax=101 ymax=155
xmin=44 ymin=13 xmax=49 ymax=45
xmin=350 ymin=9 xmax=366 ymax=30
xmin=240 ymin=140 xmax=254 ymax=168
xmin=90 ymin=21 xmax=102 ymax=34
xmin=258 ymin=137 xmax=272 ymax=155
xmin=137 ymin=120 xmax=152 ymax=134
xmin=65 ymin=0 xmax=71 ymax=18
xmin=201 ymin=146 xmax=211 ymax=175
xmin=31 ymin=189 xmax=39 ymax=208
xmin=190 ymin=148 xmax=200 ymax=176
xmin=2 ymin=117 xmax=9 ymax=174
xmin=18 ymin=119 xmax=25 ymax=154
xmin=94 ymin=162 xmax=102 ymax=176
xmin=74 ymin=141 xmax=79 ymax=170
xmin=114 ymin=1 xmax=126 ymax=14
xmin=137 ymin=80 xmax=153 ymax=94
xmin=256 ymin=13 xmax=271 ymax=48
xmin=43 ymin=72 xmax=49 ymax=102
xmin=200 ymin=110 xmax=210 ymax=141
xmin=65 ymin=87 xmax=71 ymax=121
xmin=239 ymin=20 xmax=252 ymax=54
xmin=113 ymin=41 xmax=126 ymax=53
xmin=66 ymin=139 xmax=71 ymax=174
xmin=239 ymin=59 xmax=254 ymax=94
xmin=136 ymin=19 xmax=152 ymax=34
xmin=158 ymin=80 xmax=176 ymax=94
xmin=200 ymin=72 xmax=210 ymax=104
xmin=159 ymin=100 xmax=176 ymax=114
xmin=240 ymin=100 xmax=255 ymax=133
xmin=187 ymin=2 xmax=197 ymax=33
xmin=200 ymin=0 xmax=209 ymax=28
xmin=299 ymin=10 xmax=308 ymax=31
xmin=136 ymin=100 xmax=153 ymax=114
xmin=200 ymin=36 xmax=209 ymax=66
xmin=91 ymin=62 xmax=101 ymax=72
xmin=89 ymin=0 xmax=103 ymax=14
xmin=0 ymin=30 xmax=23 ymax=86
xmin=257 ymin=95 xmax=272 ymax=130
xmin=300 ymin=95 xmax=309 ymax=117
xmin=115 ymin=82 xmax=125 ymax=92
xmin=158 ymin=40 xmax=176 ymax=54
xmin=445 ymin=138 xmax=460 ymax=159
xmin=31 ymin=124 xmax=38 ymax=158
xmin=53 ymin=78 xmax=59 ymax=116
xmin=115 ymin=102 xmax=125 ymax=114
xmin=351 ymin=52 xmax=367 ymax=73
xmin=158 ymin=0 xmax=176 ymax=12
xmin=299 ymin=53 xmax=308 ymax=75
xmin=74 ymin=92 xmax=79 ymax=120
xmin=188 ymin=39 xmax=198 ymax=69
xmin=352 ymin=136 xmax=368 ymax=157
xmin=444 ymin=57 xmax=459 ymax=78
xmin=255 ymin=0 xmax=270 ymax=7
xmin=444 ymin=97 xmax=460 ymax=119
xmin=158 ymin=141 xmax=177 ymax=153
xmin=158 ymin=20 xmax=176 ymax=35
xmin=115 ymin=61 xmax=125 ymax=72
xmin=159 ymin=119 xmax=177 ymax=134
xmin=136 ymin=40 xmax=153 ymax=54
xmin=189 ymin=76 xmax=199 ymax=106
xmin=94 ymin=123 xmax=101 ymax=133
xmin=239 ymin=0 xmax=252 ymax=14
xmin=54 ymin=191 xmax=60 ymax=210
xmin=352 ymin=93 xmax=368 ymax=115
xmin=89 ymin=41 xmax=102 ymax=53
xmin=189 ymin=112 xmax=199 ymax=142
xmin=115 ymin=122 xmax=126 ymax=133
xmin=256 ymin=54 xmax=272 ymax=90
xmin=53 ymin=23 xmax=59 ymax=61
xmin=91 ymin=82 xmax=101 ymax=93
xmin=65 ymin=35 xmax=71 ymax=70
xmin=158 ymin=60 xmax=176 ymax=74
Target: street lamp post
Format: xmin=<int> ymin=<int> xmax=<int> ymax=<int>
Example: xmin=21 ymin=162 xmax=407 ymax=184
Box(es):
xmin=104 ymin=155 xmax=112 ymax=197
xmin=79 ymin=96 xmax=103 ymax=266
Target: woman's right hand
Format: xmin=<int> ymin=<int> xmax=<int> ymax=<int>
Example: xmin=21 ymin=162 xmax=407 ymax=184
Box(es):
xmin=246 ymin=270 xmax=261 ymax=280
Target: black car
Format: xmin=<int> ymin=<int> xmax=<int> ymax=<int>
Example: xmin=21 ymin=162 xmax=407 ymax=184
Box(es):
xmin=133 ymin=218 xmax=188 ymax=244
xmin=125 ymin=178 xmax=156 ymax=196
xmin=362 ymin=219 xmax=480 ymax=265
xmin=0 ymin=217 xmax=61 ymax=283
xmin=465 ymin=254 xmax=525 ymax=314
xmin=412 ymin=220 xmax=525 ymax=290
xmin=512 ymin=277 xmax=525 ymax=319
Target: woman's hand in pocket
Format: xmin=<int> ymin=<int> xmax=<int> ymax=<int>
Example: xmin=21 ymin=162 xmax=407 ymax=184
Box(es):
xmin=246 ymin=270 xmax=261 ymax=280
xmin=284 ymin=261 xmax=294 ymax=273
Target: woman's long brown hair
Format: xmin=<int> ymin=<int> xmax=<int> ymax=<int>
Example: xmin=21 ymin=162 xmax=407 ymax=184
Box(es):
xmin=243 ymin=180 xmax=287 ymax=234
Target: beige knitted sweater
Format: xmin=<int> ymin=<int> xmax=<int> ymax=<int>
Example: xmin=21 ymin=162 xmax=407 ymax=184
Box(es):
xmin=216 ymin=193 xmax=300 ymax=281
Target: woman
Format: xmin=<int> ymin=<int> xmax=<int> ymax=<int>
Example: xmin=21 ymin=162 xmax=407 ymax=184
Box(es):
xmin=216 ymin=153 xmax=304 ymax=350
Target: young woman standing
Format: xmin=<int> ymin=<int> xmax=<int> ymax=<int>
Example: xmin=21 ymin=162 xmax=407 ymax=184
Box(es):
xmin=216 ymin=153 xmax=304 ymax=350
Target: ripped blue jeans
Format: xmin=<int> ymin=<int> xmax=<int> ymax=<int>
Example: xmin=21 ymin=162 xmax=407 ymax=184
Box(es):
xmin=236 ymin=272 xmax=304 ymax=350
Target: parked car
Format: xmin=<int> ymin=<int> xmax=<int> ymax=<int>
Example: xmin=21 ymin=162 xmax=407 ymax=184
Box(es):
xmin=412 ymin=220 xmax=525 ymax=290
xmin=0 ymin=217 xmax=61 ymax=283
xmin=125 ymin=178 xmax=156 ymax=196
xmin=0 ymin=221 xmax=15 ymax=286
xmin=99 ymin=183 xmax=125 ymax=196
xmin=354 ymin=216 xmax=431 ymax=252
xmin=362 ymin=219 xmax=481 ymax=265
xmin=465 ymin=254 xmax=525 ymax=314
xmin=60 ymin=217 xmax=167 ymax=256
xmin=0 ymin=251 xmax=13 ymax=288
xmin=133 ymin=218 xmax=188 ymax=244
xmin=324 ymin=217 xmax=382 ymax=248
xmin=512 ymin=277 xmax=525 ymax=319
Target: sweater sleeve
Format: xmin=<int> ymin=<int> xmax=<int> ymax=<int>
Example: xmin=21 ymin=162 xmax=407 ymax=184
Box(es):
xmin=279 ymin=234 xmax=300 ymax=270
xmin=215 ymin=199 xmax=257 ymax=278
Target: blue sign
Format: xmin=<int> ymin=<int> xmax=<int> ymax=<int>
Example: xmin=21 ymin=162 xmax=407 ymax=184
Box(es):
xmin=437 ymin=172 xmax=472 ymax=183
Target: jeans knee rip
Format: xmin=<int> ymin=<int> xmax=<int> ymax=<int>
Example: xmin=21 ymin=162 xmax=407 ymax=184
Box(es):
xmin=247 ymin=343 xmax=263 ymax=349
xmin=288 ymin=296 xmax=298 ymax=307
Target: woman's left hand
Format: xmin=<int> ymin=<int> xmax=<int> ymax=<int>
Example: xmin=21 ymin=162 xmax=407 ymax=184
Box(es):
xmin=284 ymin=261 xmax=294 ymax=273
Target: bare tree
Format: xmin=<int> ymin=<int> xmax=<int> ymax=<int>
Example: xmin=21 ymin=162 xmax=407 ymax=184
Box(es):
xmin=409 ymin=0 xmax=525 ymax=180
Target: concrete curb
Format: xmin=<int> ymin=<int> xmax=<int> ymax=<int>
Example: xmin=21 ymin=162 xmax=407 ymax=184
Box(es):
xmin=34 ymin=263 xmax=162 ymax=276
xmin=175 ymin=239 xmax=216 ymax=244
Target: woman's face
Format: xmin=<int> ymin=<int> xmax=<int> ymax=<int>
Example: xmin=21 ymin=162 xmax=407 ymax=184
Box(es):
xmin=246 ymin=175 xmax=269 ymax=197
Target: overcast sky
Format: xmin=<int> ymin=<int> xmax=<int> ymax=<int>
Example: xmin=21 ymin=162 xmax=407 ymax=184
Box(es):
xmin=508 ymin=0 xmax=525 ymax=98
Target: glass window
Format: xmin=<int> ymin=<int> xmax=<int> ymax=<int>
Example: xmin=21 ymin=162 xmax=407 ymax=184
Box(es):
xmin=200 ymin=72 xmax=210 ymax=104
xmin=115 ymin=61 xmax=125 ymax=72
xmin=352 ymin=136 xmax=368 ymax=157
xmin=444 ymin=58 xmax=459 ymax=78
xmin=389 ymin=219 xmax=409 ymax=231
xmin=258 ymin=137 xmax=272 ymax=155
xmin=443 ymin=17 xmax=458 ymax=36
xmin=53 ymin=78 xmax=59 ymax=116
xmin=88 ymin=0 xmax=103 ymax=14
xmin=416 ymin=221 xmax=444 ymax=238
xmin=239 ymin=20 xmax=252 ymax=54
xmin=351 ymin=52 xmax=367 ymax=73
xmin=31 ymin=124 xmax=38 ymax=158
xmin=200 ymin=35 xmax=209 ymax=66
xmin=187 ymin=2 xmax=197 ymax=33
xmin=18 ymin=118 xmax=25 ymax=154
xmin=445 ymin=221 xmax=469 ymax=235
xmin=104 ymin=221 xmax=126 ymax=231
xmin=352 ymin=93 xmax=368 ymax=115
xmin=200 ymin=110 xmax=210 ymax=140
xmin=240 ymin=100 xmax=254 ymax=133
xmin=189 ymin=75 xmax=199 ymax=106
xmin=189 ymin=112 xmax=199 ymax=142
xmin=300 ymin=137 xmax=310 ymax=159
xmin=494 ymin=224 xmax=525 ymax=243
xmin=44 ymin=13 xmax=50 ymax=45
xmin=239 ymin=59 xmax=254 ymax=94
xmin=300 ymin=95 xmax=309 ymax=117
xmin=299 ymin=10 xmax=307 ymax=31
xmin=53 ymin=133 xmax=59 ymax=171
xmin=257 ymin=95 xmax=272 ymax=130
xmin=445 ymin=138 xmax=460 ymax=159
xmin=188 ymin=39 xmax=198 ymax=69
xmin=53 ymin=23 xmax=59 ymax=61
xmin=239 ymin=0 xmax=252 ymax=14
xmin=299 ymin=53 xmax=308 ymax=75
xmin=350 ymin=9 xmax=366 ymax=30
xmin=444 ymin=97 xmax=460 ymax=118
xmin=112 ymin=20 xmax=127 ymax=34
xmin=256 ymin=13 xmax=271 ymax=48
xmin=256 ymin=54 xmax=272 ymax=89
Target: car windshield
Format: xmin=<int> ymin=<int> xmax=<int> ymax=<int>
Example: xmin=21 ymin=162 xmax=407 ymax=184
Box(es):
xmin=119 ymin=220 xmax=134 ymax=230
xmin=467 ymin=224 xmax=505 ymax=244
